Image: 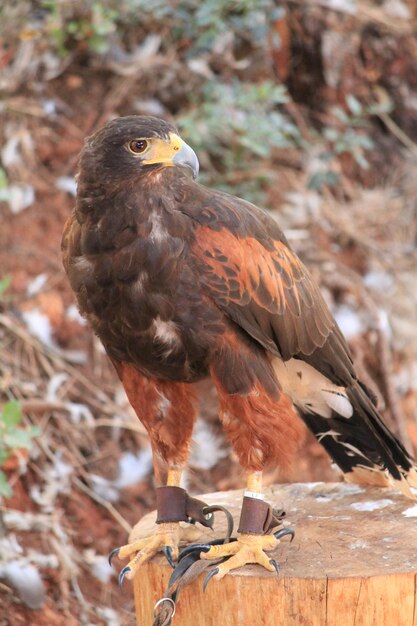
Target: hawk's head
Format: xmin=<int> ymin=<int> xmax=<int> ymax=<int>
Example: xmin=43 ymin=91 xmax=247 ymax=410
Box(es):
xmin=78 ymin=116 xmax=199 ymax=188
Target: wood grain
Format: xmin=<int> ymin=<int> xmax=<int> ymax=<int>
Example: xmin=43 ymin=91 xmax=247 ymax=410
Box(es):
xmin=129 ymin=482 xmax=417 ymax=625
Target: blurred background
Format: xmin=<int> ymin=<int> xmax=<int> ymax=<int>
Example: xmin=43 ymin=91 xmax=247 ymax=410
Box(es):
xmin=1 ymin=0 xmax=417 ymax=623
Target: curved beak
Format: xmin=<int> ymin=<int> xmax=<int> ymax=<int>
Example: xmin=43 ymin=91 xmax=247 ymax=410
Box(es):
xmin=172 ymin=141 xmax=199 ymax=179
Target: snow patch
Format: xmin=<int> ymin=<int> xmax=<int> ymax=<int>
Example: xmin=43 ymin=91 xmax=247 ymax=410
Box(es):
xmin=4 ymin=510 xmax=51 ymax=532
xmin=27 ymin=273 xmax=48 ymax=296
xmin=0 ymin=184 xmax=35 ymax=213
xmin=402 ymin=504 xmax=417 ymax=518
xmin=383 ymin=0 xmax=411 ymax=19
xmin=66 ymin=303 xmax=86 ymax=325
xmin=84 ymin=551 xmax=114 ymax=584
xmin=30 ymin=455 xmax=73 ymax=512
xmin=90 ymin=448 xmax=153 ymax=502
xmin=333 ymin=305 xmax=363 ymax=339
xmin=349 ymin=539 xmax=369 ymax=549
xmin=56 ymin=176 xmax=77 ymax=196
xmin=90 ymin=474 xmax=119 ymax=503
xmin=134 ymin=98 xmax=167 ymax=117
xmin=22 ymin=308 xmax=55 ymax=346
xmin=47 ymin=373 xmax=93 ymax=423
xmin=114 ymin=448 xmax=153 ymax=489
xmin=47 ymin=373 xmax=69 ymax=401
xmin=363 ymin=271 xmax=394 ymax=293
xmin=350 ymin=499 xmax=393 ymax=511
xmin=315 ymin=495 xmax=332 ymax=502
xmin=302 ymin=482 xmax=325 ymax=488
xmin=324 ymin=0 xmax=355 ymax=14
xmin=96 ymin=607 xmax=121 ymax=626
xmin=377 ymin=308 xmax=392 ymax=339
xmin=189 ymin=418 xmax=228 ymax=470
xmin=0 ymin=561 xmax=45 ymax=609
xmin=67 ymin=403 xmax=94 ymax=424
xmin=338 ymin=484 xmax=365 ymax=496
xmin=42 ymin=99 xmax=57 ymax=116
xmin=27 ymin=552 xmax=59 ymax=569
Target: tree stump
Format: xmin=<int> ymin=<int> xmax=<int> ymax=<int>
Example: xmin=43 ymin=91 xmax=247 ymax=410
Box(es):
xmin=130 ymin=482 xmax=417 ymax=626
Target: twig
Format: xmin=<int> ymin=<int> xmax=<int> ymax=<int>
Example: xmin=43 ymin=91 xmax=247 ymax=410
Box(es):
xmin=0 ymin=313 xmax=124 ymax=418
xmin=72 ymin=477 xmax=132 ymax=535
xmin=377 ymin=112 xmax=417 ymax=158
xmin=87 ymin=417 xmax=148 ymax=437
xmin=319 ymin=188 xmax=417 ymax=295
xmin=283 ymin=100 xmax=314 ymax=142
xmin=20 ymin=399 xmax=71 ymax=413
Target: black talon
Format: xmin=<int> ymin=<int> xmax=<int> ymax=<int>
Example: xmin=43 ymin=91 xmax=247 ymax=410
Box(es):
xmin=179 ymin=537 xmax=237 ymax=563
xmin=203 ymin=567 xmax=219 ymax=593
xmin=269 ymin=559 xmax=280 ymax=575
xmin=274 ymin=527 xmax=295 ymax=542
xmin=118 ymin=566 xmax=131 ymax=590
xmin=178 ymin=543 xmax=212 ymax=560
xmin=108 ymin=547 xmax=120 ymax=567
xmin=163 ymin=546 xmax=176 ymax=569
xmin=169 ymin=553 xmax=199 ymax=586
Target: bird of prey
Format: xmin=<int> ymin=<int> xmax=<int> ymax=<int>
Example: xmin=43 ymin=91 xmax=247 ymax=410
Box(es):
xmin=62 ymin=115 xmax=417 ymax=586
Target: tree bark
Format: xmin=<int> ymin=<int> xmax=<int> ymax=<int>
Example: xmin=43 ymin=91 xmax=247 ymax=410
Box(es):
xmin=130 ymin=482 xmax=417 ymax=626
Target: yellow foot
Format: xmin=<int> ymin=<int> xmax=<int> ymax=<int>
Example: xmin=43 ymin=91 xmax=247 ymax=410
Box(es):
xmin=110 ymin=522 xmax=201 ymax=586
xmin=200 ymin=528 xmax=293 ymax=585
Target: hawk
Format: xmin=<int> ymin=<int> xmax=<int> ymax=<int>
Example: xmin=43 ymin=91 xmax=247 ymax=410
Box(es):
xmin=62 ymin=116 xmax=417 ymax=586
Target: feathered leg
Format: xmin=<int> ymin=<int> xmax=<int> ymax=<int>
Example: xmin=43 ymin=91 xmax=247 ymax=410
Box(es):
xmin=109 ymin=363 xmax=213 ymax=584
xmin=200 ymin=367 xmax=300 ymax=583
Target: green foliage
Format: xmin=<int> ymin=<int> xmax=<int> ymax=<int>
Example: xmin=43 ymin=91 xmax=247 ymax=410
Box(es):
xmin=128 ymin=0 xmax=279 ymax=52
xmin=0 ymin=277 xmax=39 ymax=497
xmin=0 ymin=401 xmax=40 ymax=498
xmin=0 ymin=275 xmax=12 ymax=312
xmin=307 ymin=170 xmax=340 ymax=192
xmin=0 ymin=168 xmax=7 ymax=190
xmin=178 ymin=80 xmax=302 ymax=199
xmin=329 ymin=95 xmax=375 ymax=168
xmin=308 ymin=95 xmax=381 ymax=190
xmin=40 ymin=0 xmax=119 ymax=55
xmin=0 ymin=275 xmax=11 ymax=297
xmin=3 ymin=1 xmax=384 ymax=200
xmin=33 ymin=0 xmax=280 ymax=59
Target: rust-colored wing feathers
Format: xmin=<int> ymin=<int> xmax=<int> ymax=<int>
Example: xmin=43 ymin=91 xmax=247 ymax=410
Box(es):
xmin=189 ymin=197 xmax=417 ymax=494
xmin=193 ymin=224 xmax=335 ymax=360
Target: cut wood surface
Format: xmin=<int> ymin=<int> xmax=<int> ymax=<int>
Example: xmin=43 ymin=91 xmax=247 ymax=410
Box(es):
xmin=130 ymin=482 xmax=417 ymax=626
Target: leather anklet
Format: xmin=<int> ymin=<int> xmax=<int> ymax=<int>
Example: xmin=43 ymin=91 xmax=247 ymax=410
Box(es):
xmin=156 ymin=486 xmax=214 ymax=528
xmin=237 ymin=495 xmax=285 ymax=534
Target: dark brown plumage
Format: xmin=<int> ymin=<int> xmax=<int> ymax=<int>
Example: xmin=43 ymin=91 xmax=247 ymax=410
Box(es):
xmin=62 ymin=115 xmax=417 ymax=584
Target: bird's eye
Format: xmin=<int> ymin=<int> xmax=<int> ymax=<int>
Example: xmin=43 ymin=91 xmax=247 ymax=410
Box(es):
xmin=128 ymin=139 xmax=148 ymax=154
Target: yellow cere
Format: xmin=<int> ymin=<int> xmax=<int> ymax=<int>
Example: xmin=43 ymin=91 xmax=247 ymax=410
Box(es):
xmin=143 ymin=133 xmax=184 ymax=166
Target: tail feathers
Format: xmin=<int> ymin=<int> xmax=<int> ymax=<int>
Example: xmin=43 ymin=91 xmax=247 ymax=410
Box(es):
xmin=299 ymin=382 xmax=417 ymax=500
